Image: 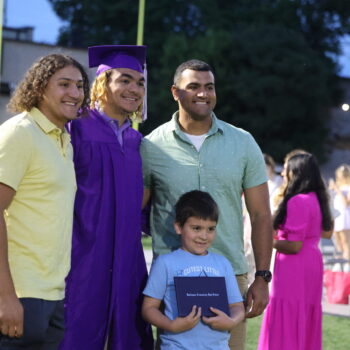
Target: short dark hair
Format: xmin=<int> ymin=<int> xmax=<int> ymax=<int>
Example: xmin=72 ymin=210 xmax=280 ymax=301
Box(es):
xmin=173 ymin=59 xmax=214 ymax=85
xmin=175 ymin=190 xmax=219 ymax=227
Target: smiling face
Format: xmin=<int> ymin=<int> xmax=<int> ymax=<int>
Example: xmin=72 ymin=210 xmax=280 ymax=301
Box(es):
xmin=103 ymin=68 xmax=145 ymax=121
xmin=175 ymin=216 xmax=217 ymax=256
xmin=38 ymin=65 xmax=84 ymax=129
xmin=171 ymin=69 xmax=216 ymax=122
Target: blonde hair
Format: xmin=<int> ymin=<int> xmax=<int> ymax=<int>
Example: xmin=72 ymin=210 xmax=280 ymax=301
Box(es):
xmin=90 ymin=70 xmax=143 ymax=123
xmin=335 ymin=164 xmax=350 ymax=186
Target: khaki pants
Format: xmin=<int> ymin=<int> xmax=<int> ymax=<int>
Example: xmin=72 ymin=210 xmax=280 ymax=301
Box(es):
xmin=229 ymin=274 xmax=248 ymax=350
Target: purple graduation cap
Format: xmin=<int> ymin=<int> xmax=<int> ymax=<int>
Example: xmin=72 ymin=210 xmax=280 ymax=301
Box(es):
xmin=88 ymin=45 xmax=148 ymax=121
xmin=88 ymin=45 xmax=147 ymax=76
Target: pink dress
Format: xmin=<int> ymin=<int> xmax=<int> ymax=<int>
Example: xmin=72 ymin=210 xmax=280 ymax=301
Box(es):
xmin=258 ymin=192 xmax=323 ymax=350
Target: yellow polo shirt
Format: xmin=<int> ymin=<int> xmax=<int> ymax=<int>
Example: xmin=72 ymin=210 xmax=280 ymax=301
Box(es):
xmin=0 ymin=108 xmax=76 ymax=300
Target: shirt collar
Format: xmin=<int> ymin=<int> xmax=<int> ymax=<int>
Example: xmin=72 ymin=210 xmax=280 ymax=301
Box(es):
xmin=169 ymin=111 xmax=223 ymax=137
xmin=98 ymin=110 xmax=131 ymax=130
xmin=28 ymin=107 xmax=67 ymax=135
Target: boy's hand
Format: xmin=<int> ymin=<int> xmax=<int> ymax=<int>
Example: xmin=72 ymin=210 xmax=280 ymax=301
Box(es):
xmin=170 ymin=305 xmax=201 ymax=333
xmin=202 ymin=307 xmax=237 ymax=331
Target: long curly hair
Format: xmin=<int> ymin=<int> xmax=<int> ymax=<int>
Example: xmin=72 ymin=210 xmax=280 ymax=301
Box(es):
xmin=273 ymin=153 xmax=332 ymax=231
xmin=90 ymin=70 xmax=143 ymax=123
xmin=7 ymin=54 xmax=90 ymax=114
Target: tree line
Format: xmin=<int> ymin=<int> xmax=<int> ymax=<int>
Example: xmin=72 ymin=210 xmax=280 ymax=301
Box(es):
xmin=49 ymin=0 xmax=350 ymax=162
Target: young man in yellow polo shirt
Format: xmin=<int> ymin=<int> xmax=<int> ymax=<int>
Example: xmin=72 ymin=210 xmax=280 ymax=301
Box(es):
xmin=0 ymin=54 xmax=89 ymax=349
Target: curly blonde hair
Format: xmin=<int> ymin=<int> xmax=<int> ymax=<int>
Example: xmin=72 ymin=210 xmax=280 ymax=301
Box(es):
xmin=90 ymin=70 xmax=143 ymax=123
xmin=7 ymin=54 xmax=90 ymax=114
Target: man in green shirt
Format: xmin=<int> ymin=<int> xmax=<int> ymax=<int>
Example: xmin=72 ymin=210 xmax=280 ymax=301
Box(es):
xmin=141 ymin=59 xmax=272 ymax=350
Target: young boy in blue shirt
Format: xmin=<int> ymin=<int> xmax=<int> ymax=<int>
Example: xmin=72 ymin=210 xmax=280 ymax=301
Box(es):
xmin=142 ymin=190 xmax=245 ymax=349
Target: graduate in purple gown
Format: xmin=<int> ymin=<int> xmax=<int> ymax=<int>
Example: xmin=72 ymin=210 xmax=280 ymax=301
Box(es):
xmin=59 ymin=45 xmax=153 ymax=350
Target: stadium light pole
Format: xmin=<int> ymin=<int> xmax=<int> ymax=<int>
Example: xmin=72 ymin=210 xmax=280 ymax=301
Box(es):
xmin=132 ymin=0 xmax=146 ymax=131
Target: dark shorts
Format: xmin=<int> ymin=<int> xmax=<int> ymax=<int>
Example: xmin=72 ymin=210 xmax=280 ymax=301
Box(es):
xmin=0 ymin=298 xmax=64 ymax=350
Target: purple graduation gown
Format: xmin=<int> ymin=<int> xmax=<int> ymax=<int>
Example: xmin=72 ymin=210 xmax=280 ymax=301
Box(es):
xmin=59 ymin=110 xmax=153 ymax=350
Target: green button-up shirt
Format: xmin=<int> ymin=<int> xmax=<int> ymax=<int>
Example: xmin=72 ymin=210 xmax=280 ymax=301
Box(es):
xmin=141 ymin=112 xmax=267 ymax=274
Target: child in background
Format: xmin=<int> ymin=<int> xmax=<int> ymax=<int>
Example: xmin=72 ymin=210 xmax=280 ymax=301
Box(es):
xmin=142 ymin=190 xmax=244 ymax=350
xmin=264 ymin=153 xmax=283 ymax=209
xmin=329 ymin=164 xmax=350 ymax=268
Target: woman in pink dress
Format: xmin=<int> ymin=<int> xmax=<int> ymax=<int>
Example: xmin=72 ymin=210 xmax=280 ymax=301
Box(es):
xmin=258 ymin=153 xmax=333 ymax=350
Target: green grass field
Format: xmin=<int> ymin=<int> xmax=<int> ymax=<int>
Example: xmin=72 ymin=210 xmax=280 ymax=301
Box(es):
xmin=142 ymin=237 xmax=350 ymax=350
xmin=142 ymin=235 xmax=152 ymax=250
xmin=246 ymin=314 xmax=350 ymax=350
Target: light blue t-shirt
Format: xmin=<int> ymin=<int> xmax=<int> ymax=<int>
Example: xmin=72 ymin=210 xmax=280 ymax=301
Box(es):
xmin=143 ymin=249 xmax=243 ymax=350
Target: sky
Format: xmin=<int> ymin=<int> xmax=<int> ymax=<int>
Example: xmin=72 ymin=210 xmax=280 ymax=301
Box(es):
xmin=5 ymin=0 xmax=350 ymax=78
xmin=5 ymin=0 xmax=64 ymax=44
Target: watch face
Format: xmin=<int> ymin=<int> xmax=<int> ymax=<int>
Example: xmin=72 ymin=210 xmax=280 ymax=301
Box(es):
xmin=256 ymin=270 xmax=272 ymax=282
xmin=264 ymin=271 xmax=272 ymax=282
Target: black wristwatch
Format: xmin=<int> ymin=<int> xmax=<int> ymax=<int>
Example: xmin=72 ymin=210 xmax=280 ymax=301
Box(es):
xmin=255 ymin=270 xmax=272 ymax=283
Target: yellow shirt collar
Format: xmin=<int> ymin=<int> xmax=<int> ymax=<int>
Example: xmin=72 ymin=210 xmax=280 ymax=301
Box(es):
xmin=28 ymin=107 xmax=66 ymax=135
